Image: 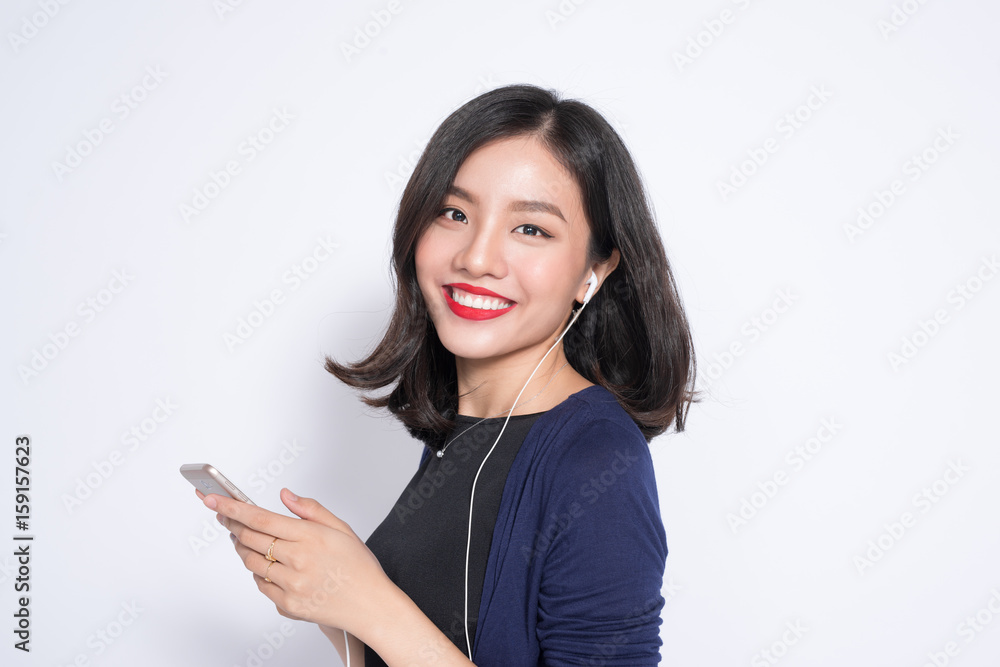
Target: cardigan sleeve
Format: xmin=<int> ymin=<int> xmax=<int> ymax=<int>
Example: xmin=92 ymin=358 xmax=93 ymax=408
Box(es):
xmin=533 ymin=417 xmax=667 ymax=665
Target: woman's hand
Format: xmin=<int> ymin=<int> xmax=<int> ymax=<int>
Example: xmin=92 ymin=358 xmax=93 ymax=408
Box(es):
xmin=197 ymin=487 xmax=389 ymax=636
xmin=196 ymin=488 xmax=475 ymax=665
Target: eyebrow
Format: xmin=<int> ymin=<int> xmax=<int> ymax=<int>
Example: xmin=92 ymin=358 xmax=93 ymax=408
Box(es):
xmin=446 ymin=185 xmax=567 ymax=223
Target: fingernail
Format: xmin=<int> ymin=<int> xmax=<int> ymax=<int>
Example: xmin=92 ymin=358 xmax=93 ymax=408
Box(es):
xmin=229 ymin=533 xmax=237 ymax=543
xmin=216 ymin=514 xmax=224 ymax=525
xmin=285 ymin=489 xmax=299 ymax=501
xmin=204 ymin=495 xmax=218 ymax=510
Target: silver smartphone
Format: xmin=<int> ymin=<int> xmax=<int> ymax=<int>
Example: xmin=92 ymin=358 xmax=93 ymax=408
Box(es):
xmin=180 ymin=463 xmax=256 ymax=504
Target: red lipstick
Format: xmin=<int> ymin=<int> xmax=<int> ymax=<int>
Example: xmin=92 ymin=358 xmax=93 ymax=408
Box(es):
xmin=448 ymin=283 xmax=510 ymax=299
xmin=443 ymin=284 xmax=516 ymax=321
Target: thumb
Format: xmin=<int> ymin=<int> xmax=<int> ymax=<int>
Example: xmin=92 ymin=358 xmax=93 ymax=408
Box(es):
xmin=281 ymin=488 xmax=354 ymax=535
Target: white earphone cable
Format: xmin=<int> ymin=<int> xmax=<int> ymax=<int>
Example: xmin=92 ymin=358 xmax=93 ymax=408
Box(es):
xmin=461 ymin=276 xmax=594 ymax=658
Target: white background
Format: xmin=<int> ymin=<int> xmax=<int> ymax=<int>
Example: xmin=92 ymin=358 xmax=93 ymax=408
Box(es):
xmin=2 ymin=1 xmax=999 ymax=665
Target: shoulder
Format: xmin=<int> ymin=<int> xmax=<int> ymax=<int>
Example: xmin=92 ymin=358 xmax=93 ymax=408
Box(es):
xmin=540 ymin=385 xmax=650 ymax=464
xmin=542 ymin=384 xmax=642 ymax=438
xmin=529 ymin=385 xmax=656 ymax=501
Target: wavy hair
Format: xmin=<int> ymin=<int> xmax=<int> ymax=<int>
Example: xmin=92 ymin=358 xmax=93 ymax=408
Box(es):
xmin=326 ymin=84 xmax=697 ymax=450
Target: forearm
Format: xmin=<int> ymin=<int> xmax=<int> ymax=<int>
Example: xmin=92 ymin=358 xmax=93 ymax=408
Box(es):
xmin=354 ymin=581 xmax=474 ymax=667
xmin=319 ymin=625 xmax=365 ymax=666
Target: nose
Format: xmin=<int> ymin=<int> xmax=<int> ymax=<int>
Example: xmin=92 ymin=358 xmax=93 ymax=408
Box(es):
xmin=454 ymin=217 xmax=507 ymax=279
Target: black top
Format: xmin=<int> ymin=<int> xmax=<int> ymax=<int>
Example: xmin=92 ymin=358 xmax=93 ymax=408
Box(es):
xmin=363 ymin=410 xmax=545 ymax=665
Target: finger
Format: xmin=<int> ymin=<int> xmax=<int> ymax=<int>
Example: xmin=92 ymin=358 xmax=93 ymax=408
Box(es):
xmin=222 ymin=515 xmax=281 ymax=560
xmin=195 ymin=488 xmax=205 ymax=501
xmin=219 ymin=512 xmax=300 ymax=576
xmin=203 ymin=493 xmax=304 ymax=541
xmin=280 ymin=489 xmax=356 ymax=537
xmin=234 ymin=539 xmax=286 ymax=586
xmin=230 ymin=523 xmax=287 ymax=566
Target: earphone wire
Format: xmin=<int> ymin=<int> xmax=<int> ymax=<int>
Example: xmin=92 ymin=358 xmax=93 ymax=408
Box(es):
xmin=436 ymin=360 xmax=569 ymax=458
xmin=461 ymin=296 xmax=591 ymax=659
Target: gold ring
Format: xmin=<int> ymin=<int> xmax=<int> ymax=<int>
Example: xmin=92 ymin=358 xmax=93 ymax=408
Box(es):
xmin=264 ymin=560 xmax=274 ymax=583
xmin=266 ymin=539 xmax=278 ymax=562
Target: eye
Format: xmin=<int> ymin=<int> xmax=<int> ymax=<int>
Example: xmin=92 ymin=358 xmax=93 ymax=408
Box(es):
xmin=513 ymin=224 xmax=552 ymax=238
xmin=439 ymin=207 xmax=467 ymax=223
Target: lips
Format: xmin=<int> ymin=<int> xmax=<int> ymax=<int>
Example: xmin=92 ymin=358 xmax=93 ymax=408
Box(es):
xmin=443 ymin=283 xmax=516 ymax=321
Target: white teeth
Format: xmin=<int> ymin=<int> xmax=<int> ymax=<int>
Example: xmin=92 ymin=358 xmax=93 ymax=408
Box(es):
xmin=450 ymin=287 xmax=511 ymax=310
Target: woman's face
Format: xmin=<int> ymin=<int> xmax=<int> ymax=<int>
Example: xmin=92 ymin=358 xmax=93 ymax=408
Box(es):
xmin=415 ymin=135 xmax=595 ymax=368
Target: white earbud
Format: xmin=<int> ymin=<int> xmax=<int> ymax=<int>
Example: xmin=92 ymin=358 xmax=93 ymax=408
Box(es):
xmin=582 ymin=270 xmax=598 ymax=305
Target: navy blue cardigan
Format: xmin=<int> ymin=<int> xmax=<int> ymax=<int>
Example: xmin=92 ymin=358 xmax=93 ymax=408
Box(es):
xmin=418 ymin=385 xmax=667 ymax=665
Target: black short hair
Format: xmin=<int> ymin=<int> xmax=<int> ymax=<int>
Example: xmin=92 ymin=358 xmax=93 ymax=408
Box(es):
xmin=326 ymin=84 xmax=697 ymax=449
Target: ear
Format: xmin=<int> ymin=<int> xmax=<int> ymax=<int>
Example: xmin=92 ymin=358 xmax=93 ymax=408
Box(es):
xmin=576 ymin=248 xmax=621 ymax=303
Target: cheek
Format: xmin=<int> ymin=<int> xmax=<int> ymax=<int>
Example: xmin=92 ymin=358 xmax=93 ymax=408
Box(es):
xmin=414 ymin=232 xmax=442 ymax=305
xmin=414 ymin=232 xmax=435 ymax=282
xmin=523 ymin=254 xmax=579 ymax=307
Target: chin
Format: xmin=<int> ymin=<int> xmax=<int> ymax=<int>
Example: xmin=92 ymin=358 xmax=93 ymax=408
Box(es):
xmin=437 ymin=338 xmax=505 ymax=362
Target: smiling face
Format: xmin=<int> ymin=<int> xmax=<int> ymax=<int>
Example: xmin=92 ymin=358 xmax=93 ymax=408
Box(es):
xmin=414 ymin=134 xmax=595 ymax=370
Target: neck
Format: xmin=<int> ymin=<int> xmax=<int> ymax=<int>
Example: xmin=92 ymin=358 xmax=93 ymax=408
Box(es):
xmin=455 ymin=343 xmax=589 ymax=419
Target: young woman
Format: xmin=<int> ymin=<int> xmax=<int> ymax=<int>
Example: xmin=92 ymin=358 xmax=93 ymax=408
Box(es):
xmin=199 ymin=84 xmax=696 ymax=666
